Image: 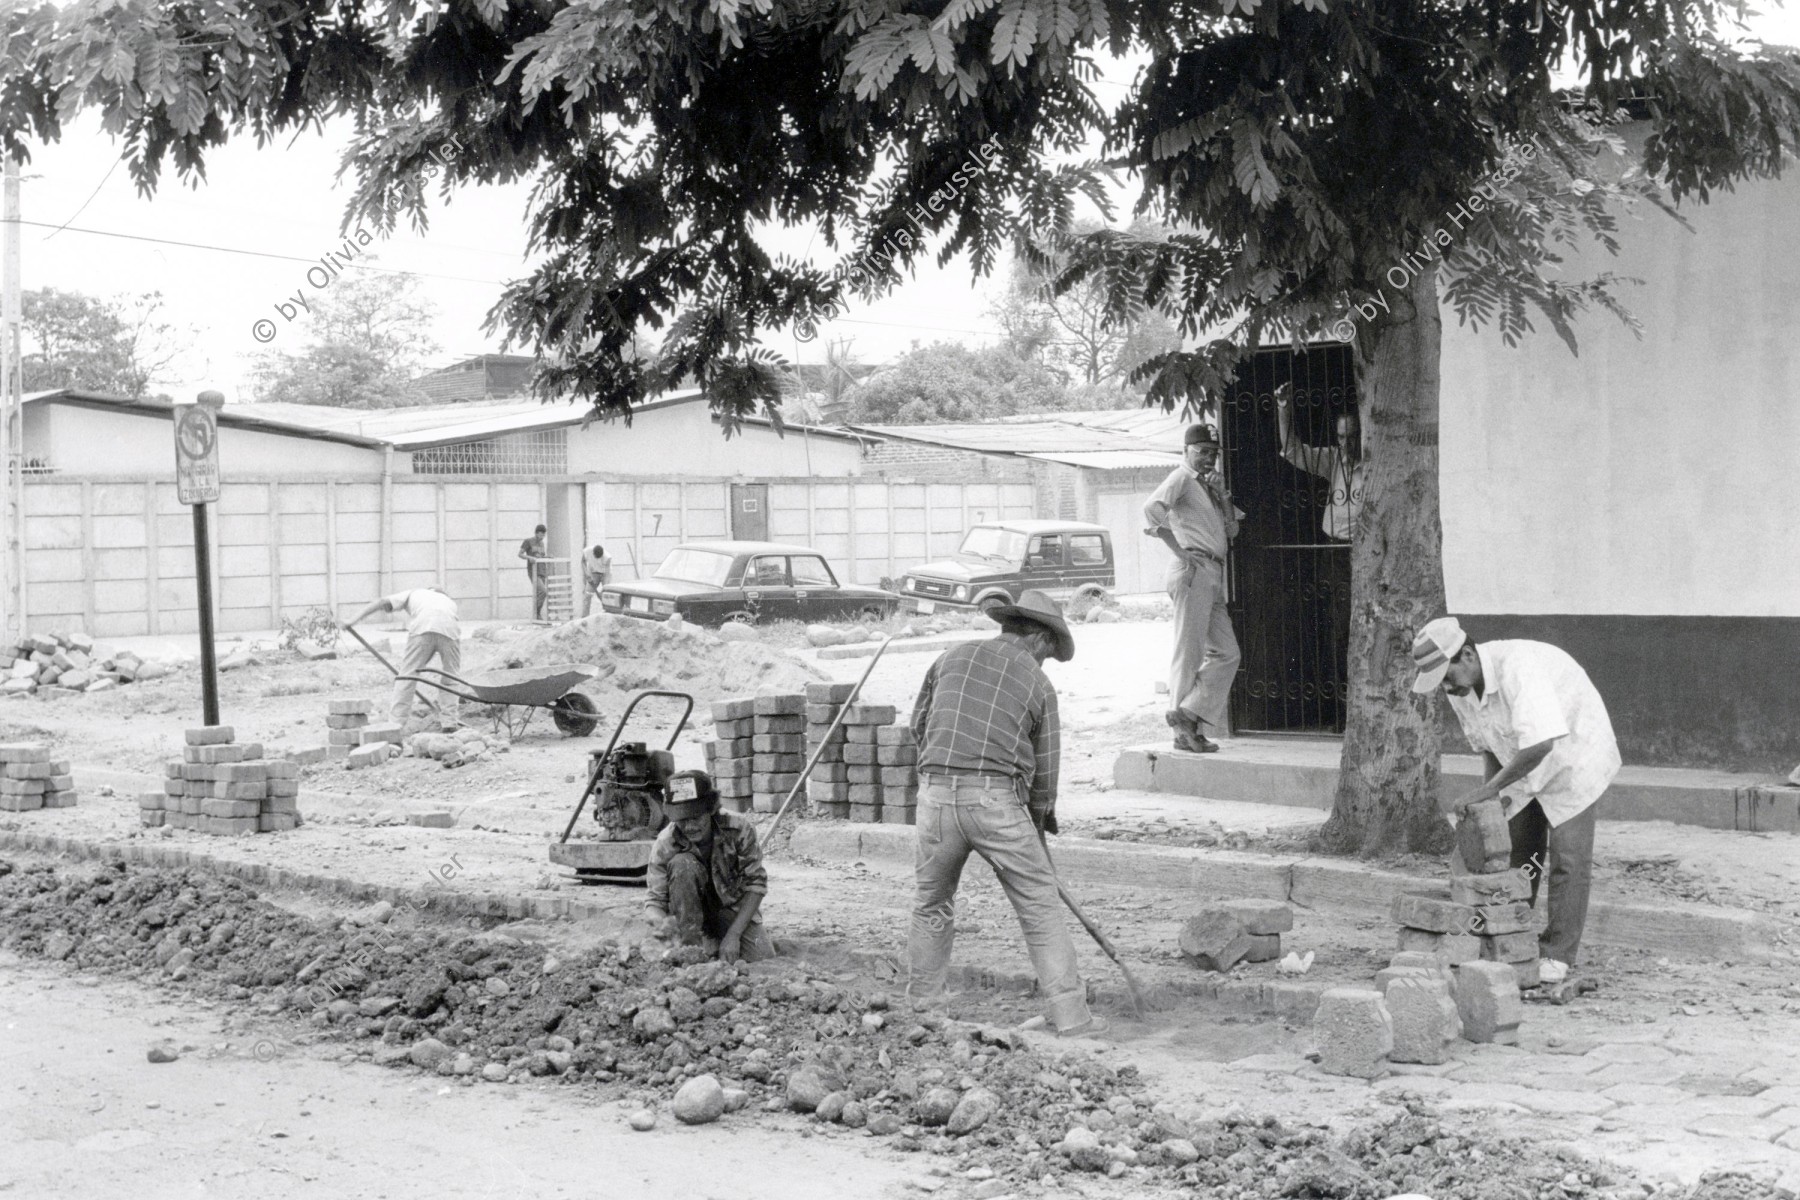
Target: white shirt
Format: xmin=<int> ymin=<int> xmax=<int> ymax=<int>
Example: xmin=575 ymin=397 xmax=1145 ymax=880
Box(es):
xmin=1447 ymin=640 xmax=1620 ymax=827
xmin=385 ymin=589 xmax=460 ymax=640
xmin=1281 ymin=441 xmax=1364 ymax=542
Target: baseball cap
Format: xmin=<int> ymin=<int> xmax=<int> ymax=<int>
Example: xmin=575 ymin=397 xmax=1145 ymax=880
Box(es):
xmin=1410 ymin=616 xmax=1468 ymax=694
xmin=663 ymin=770 xmax=719 ymax=820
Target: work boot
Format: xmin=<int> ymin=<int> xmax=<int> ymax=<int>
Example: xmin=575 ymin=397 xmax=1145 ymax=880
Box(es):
xmin=1173 ymin=727 xmax=1218 ymax=754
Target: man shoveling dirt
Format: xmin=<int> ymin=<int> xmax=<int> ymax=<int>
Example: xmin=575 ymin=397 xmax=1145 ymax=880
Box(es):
xmin=347 ymin=587 xmax=463 ymax=733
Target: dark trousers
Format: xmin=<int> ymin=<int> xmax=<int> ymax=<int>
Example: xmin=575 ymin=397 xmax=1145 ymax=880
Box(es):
xmin=1508 ymin=797 xmax=1598 ymax=966
xmin=666 ymin=853 xmax=773 ymax=961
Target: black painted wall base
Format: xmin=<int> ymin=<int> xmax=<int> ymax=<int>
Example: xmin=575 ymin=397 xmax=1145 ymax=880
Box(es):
xmin=1448 ymin=614 xmax=1800 ymax=773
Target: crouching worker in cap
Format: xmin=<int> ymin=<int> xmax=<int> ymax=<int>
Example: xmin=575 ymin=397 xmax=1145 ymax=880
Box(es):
xmin=645 ymin=770 xmax=775 ymax=963
xmin=906 ymin=589 xmax=1105 ymax=1036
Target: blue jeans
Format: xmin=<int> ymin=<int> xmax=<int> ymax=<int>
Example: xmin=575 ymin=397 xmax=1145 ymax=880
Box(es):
xmin=904 ymin=774 xmax=1092 ymax=1031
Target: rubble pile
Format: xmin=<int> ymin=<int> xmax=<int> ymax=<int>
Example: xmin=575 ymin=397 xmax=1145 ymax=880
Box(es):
xmin=0 ymin=631 xmax=171 ymax=698
xmin=0 ymin=856 xmax=1742 ymax=1200
xmin=0 ymin=741 xmax=77 ymax=811
xmin=145 ymin=726 xmax=303 ymax=834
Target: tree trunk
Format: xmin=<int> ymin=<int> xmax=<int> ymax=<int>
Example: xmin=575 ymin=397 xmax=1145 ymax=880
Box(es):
xmin=1316 ymin=264 xmax=1453 ymax=856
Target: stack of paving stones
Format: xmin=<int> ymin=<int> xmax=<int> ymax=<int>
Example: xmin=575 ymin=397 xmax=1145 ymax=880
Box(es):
xmin=147 ymin=726 xmax=302 ymax=835
xmin=326 ymin=698 xmax=404 ymax=767
xmin=1177 ymin=900 xmax=1293 ymax=971
xmin=1390 ymin=798 xmax=1540 ymax=987
xmin=0 ymin=742 xmax=76 ymax=811
xmin=749 ymin=694 xmax=808 ymax=814
xmin=802 ymin=682 xmax=855 ymax=819
xmin=704 ymin=698 xmax=756 ymax=814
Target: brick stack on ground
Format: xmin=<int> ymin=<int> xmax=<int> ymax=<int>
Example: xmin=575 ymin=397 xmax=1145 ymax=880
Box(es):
xmin=0 ymin=630 xmax=171 ymax=700
xmin=145 ymin=726 xmax=302 ymax=835
xmin=325 ymin=698 xmax=404 ymax=768
xmin=840 ymin=703 xmax=915 ymax=825
xmin=704 ymin=699 xmax=756 ymax=814
xmin=0 ymin=742 xmax=77 ymax=811
xmin=1177 ymin=900 xmax=1293 ymax=972
xmin=750 ymin=694 xmax=807 ymax=814
xmin=1390 ymin=798 xmax=1540 ymax=988
xmin=802 ymin=682 xmax=855 ymax=819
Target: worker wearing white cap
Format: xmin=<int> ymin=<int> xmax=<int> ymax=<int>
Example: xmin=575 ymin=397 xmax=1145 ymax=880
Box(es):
xmin=1412 ymin=617 xmax=1621 ymax=985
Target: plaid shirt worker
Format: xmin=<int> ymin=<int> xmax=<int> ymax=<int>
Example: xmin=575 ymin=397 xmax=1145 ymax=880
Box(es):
xmin=911 ymin=638 xmax=1060 ymax=825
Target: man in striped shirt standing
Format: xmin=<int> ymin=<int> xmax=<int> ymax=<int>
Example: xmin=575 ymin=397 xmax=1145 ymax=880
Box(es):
xmin=904 ymin=590 xmax=1104 ymax=1037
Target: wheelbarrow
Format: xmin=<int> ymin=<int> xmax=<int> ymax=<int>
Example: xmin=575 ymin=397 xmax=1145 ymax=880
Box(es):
xmin=342 ymin=624 xmax=607 ymax=737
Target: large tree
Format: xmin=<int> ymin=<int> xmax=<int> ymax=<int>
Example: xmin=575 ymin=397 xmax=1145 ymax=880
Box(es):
xmin=844 ymin=340 xmax=1118 ymax=424
xmin=21 ymin=287 xmax=189 ymax=399
xmin=251 ymin=272 xmax=439 ymax=407
xmin=8 ymin=0 xmax=1799 ymax=853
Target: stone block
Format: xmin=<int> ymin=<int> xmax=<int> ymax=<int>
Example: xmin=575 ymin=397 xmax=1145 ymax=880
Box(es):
xmin=0 ymin=742 xmax=51 ymax=762
xmin=43 ymin=790 xmax=76 ymax=808
xmin=1479 ymin=931 xmax=1538 ymax=963
xmin=849 ymin=803 xmax=881 ymax=823
xmin=138 ymin=792 xmax=165 ymax=810
xmin=1177 ymin=908 xmax=1252 ymax=972
xmin=1313 ymin=988 xmax=1393 ymax=1079
xmin=751 ymin=694 xmax=805 ymax=716
xmin=190 ymin=744 xmax=249 ymax=764
xmin=876 ymin=745 xmax=919 ymax=765
xmin=268 ymin=780 xmax=300 ymax=798
xmin=752 ymin=733 xmax=805 ymax=754
xmin=1385 ymin=975 xmax=1462 ymax=1065
xmin=1450 ymin=868 xmax=1534 ymax=907
xmin=259 ymin=813 xmax=299 ymax=833
xmin=805 ymin=681 xmax=857 ymax=703
xmin=184 ymin=726 xmax=236 ymax=746
xmin=1243 ymin=933 xmax=1282 ymax=963
xmin=758 ymin=753 xmax=805 ymax=773
xmin=1513 ymin=959 xmax=1541 ymax=988
xmin=712 ymin=717 xmax=751 ymax=739
xmin=876 ymin=725 xmax=915 ymax=745
xmin=818 ymin=801 xmax=851 ymax=820
xmin=219 ymin=762 xmax=268 ymax=782
xmin=750 ymin=772 xmax=800 ymax=792
xmin=356 ymin=724 xmax=404 ymax=745
xmin=844 ymin=743 xmax=879 ymax=764
xmin=807 ymin=780 xmax=849 ymax=802
xmin=878 ymin=767 xmax=917 ymax=787
xmin=224 ymin=782 xmax=267 ymax=801
xmin=284 ymin=746 xmax=330 ymax=766
xmin=842 ymin=704 xmax=897 ymax=725
xmin=263 ymin=760 xmax=299 ymax=780
xmin=140 ymin=810 xmax=164 ymax=827
xmin=882 ymin=786 xmax=918 ymax=806
xmin=0 ymin=793 xmax=43 ymax=811
xmin=348 ymin=743 xmax=392 ymax=769
xmin=1471 ymin=901 xmax=1534 ymax=936
xmin=847 ymin=783 xmax=881 ymax=803
xmin=1451 ymin=961 xmax=1522 ymax=1044
xmin=711 ymin=698 xmax=755 ymax=722
xmin=751 ymin=793 xmax=780 ymax=814
xmin=328 ymin=729 xmax=363 ymax=746
xmin=2 ymin=761 xmax=55 ymax=779
xmin=846 ymin=725 xmax=880 ymax=743
xmin=1391 ymin=892 xmax=1478 ymax=935
xmin=326 ymin=713 xmax=370 ymax=729
xmin=264 ymin=795 xmax=299 ymax=815
xmin=880 ymin=805 xmax=916 ymax=825
xmin=1455 ymin=800 xmax=1512 ymax=873
xmin=753 ymin=714 xmax=806 ymax=734
xmin=0 ymin=778 xmax=47 ymax=795
xmin=1224 ymin=900 xmax=1294 ymax=935
xmin=804 ymin=704 xmax=842 ymax=725
xmin=328 ymin=698 xmax=373 ymax=715
xmin=202 ymin=798 xmax=262 ymax=819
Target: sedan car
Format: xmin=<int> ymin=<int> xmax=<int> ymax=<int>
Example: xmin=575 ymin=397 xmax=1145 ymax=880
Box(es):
xmin=897 ymin=520 xmax=1114 ymax=614
xmin=599 ymin=541 xmax=898 ymax=627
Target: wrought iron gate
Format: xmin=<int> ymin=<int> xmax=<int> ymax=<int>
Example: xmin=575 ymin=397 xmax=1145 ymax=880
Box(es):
xmin=1221 ymin=345 xmax=1360 ymax=735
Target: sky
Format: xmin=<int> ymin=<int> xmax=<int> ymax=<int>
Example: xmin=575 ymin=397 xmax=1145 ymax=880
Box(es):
xmin=8 ymin=6 xmax=1797 ymax=404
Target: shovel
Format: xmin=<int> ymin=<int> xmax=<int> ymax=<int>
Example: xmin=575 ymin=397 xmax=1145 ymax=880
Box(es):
xmin=1038 ymin=832 xmax=1149 ymax=1019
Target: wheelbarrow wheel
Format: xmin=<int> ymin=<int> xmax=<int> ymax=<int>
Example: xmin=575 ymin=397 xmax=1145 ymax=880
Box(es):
xmin=552 ymin=691 xmax=600 ymax=737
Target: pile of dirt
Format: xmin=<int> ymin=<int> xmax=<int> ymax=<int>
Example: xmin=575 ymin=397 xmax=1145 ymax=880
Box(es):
xmin=1 ymin=856 xmax=1776 ymax=1200
xmin=474 ymin=615 xmax=824 ymax=706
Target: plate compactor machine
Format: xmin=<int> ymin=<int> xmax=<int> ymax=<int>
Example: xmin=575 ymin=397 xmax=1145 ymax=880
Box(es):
xmin=549 ymin=690 xmax=694 ymax=885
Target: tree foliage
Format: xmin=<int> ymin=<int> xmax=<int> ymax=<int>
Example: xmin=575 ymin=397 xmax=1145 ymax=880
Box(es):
xmin=20 ymin=287 xmax=189 ymax=399
xmin=844 ymin=341 xmax=1126 ymax=424
xmin=251 ymin=272 xmax=439 ymax=408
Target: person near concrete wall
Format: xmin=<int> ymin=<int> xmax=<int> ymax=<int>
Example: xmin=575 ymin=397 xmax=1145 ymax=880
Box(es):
xmin=645 ymin=770 xmax=773 ymax=962
xmin=905 ymin=590 xmax=1104 ymax=1037
xmin=519 ymin=524 xmax=550 ymax=621
xmin=1144 ymin=424 xmax=1244 ymax=754
xmin=1274 ymin=383 xmax=1365 ymax=543
xmin=581 ymin=543 xmax=612 ymax=617
xmin=347 ymin=587 xmax=463 ymax=733
xmin=1413 ymin=616 xmax=1622 ymax=987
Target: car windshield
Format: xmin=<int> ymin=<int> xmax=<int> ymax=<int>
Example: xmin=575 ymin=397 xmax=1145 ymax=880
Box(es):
xmin=958 ymin=527 xmax=1027 ymax=564
xmin=653 ymin=548 xmax=734 ymax=587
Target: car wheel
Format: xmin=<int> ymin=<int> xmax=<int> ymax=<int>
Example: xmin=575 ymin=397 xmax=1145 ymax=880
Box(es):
xmin=1074 ymin=583 xmax=1111 ymax=603
xmin=858 ymin=604 xmax=887 ymax=623
xmin=722 ymin=609 xmax=757 ymax=627
xmin=977 ymin=594 xmax=1008 ymax=615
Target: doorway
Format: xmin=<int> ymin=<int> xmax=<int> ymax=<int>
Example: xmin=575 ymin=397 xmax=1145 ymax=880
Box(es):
xmin=1220 ymin=344 xmax=1358 ymax=735
xmin=731 ymin=483 xmax=769 ymax=541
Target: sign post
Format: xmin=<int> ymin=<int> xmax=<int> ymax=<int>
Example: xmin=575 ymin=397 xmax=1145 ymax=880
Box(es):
xmin=175 ymin=390 xmax=224 ymax=726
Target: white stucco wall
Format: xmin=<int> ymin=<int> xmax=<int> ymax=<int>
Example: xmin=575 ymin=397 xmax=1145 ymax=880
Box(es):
xmin=29 ymin=403 xmax=392 ymax=477
xmin=1439 ymin=156 xmax=1800 ymax=618
xmin=565 ymin=403 xmax=866 ymax=477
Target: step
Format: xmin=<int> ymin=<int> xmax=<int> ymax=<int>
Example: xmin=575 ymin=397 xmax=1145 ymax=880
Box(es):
xmin=1112 ymin=741 xmax=1800 ymax=832
xmin=788 ymin=822 xmax=1789 ymax=964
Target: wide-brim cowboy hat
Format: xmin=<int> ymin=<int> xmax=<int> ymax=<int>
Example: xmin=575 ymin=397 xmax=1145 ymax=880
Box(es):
xmin=986 ymin=589 xmax=1075 ymax=662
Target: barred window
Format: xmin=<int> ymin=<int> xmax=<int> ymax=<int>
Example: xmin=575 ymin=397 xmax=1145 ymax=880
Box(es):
xmin=410 ymin=429 xmax=567 ymax=476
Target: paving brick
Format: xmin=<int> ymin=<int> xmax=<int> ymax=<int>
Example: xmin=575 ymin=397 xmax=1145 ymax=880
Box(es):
xmin=847 ymin=783 xmax=881 ymax=804
xmin=219 ymin=762 xmax=268 ymax=782
xmin=751 ymin=694 xmax=805 ymax=716
xmin=878 ymin=767 xmax=916 ymax=787
xmin=0 ymin=778 xmax=46 ymax=795
xmin=1312 ymin=988 xmax=1392 ymax=1079
xmin=42 ymin=789 xmax=76 ymax=808
xmin=811 ymin=762 xmax=848 ymax=782
xmin=875 ymin=725 xmax=915 ymax=745
xmin=0 ymin=761 xmax=55 ymax=779
xmin=877 ymin=745 xmax=919 ymax=766
xmin=845 ymin=725 xmax=880 ymax=744
xmin=283 ymin=746 xmax=330 ymax=766
xmin=753 ymin=714 xmax=806 ymax=734
xmin=347 ymin=743 xmax=392 ymax=769
xmin=1243 ymin=933 xmax=1282 ymax=963
xmin=847 ymin=766 xmax=879 ymax=784
xmin=849 ymin=803 xmax=881 ymax=823
xmin=224 ymin=782 xmax=268 ymax=801
xmin=758 ymin=753 xmax=805 ymax=773
xmin=804 ymin=704 xmax=842 ymax=725
xmin=328 ymin=729 xmax=364 ymax=746
xmin=263 ymin=761 xmax=300 ymax=780
xmin=1451 ymin=961 xmax=1521 ymax=1044
xmin=817 ymin=801 xmax=851 ymax=820
xmin=711 ymin=758 xmax=752 ymax=779
xmin=326 ymin=713 xmax=370 ymax=729
xmin=202 ymin=798 xmax=261 ymax=819
xmin=190 ymin=744 xmax=251 ymax=763
xmin=879 ymin=804 xmax=916 ymax=825
xmin=1455 ymin=799 xmax=1511 ymax=872
xmin=752 ymin=733 xmax=805 ymax=754
xmin=881 ymin=786 xmax=917 ymax=806
xmin=0 ymin=794 xmax=43 ymax=811
xmin=844 ymin=744 xmax=879 ymax=765
xmin=807 ymin=780 xmax=849 ymax=802
xmin=356 ymin=724 xmax=404 ymax=745
xmin=1392 ymin=893 xmax=1478 ymax=934
xmin=713 ymin=717 xmax=752 ymax=739
xmin=842 ymin=704 xmax=897 ymax=725
xmin=184 ymin=726 xmax=236 ymax=745
xmin=138 ymin=792 xmax=165 ymax=810
xmin=264 ymin=796 xmax=299 ymax=815
xmin=259 ymin=813 xmax=299 ymax=833
xmin=1385 ymin=976 xmax=1461 ymax=1065
xmin=751 ymin=793 xmax=781 ymax=814
xmin=1471 ymin=901 xmax=1534 ymax=936
xmin=1450 ymin=869 xmax=1534 ymax=907
xmin=804 ymin=682 xmax=856 ymax=704
xmin=1479 ymin=931 xmax=1538 ymax=962
xmin=1223 ymin=900 xmax=1294 ymax=935
xmin=1600 ymin=1084 xmax=1690 ymax=1105
xmin=1586 ymin=1041 xmax=1680 ymax=1064
xmin=1448 ymin=1083 xmax=1615 ymax=1118
xmin=750 ymin=772 xmax=799 ymax=792
xmin=1587 ymin=1061 xmax=1688 ymax=1088
xmin=1686 ymin=1113 xmax=1789 ymax=1142
xmin=1178 ymin=908 xmax=1253 ymax=972
xmin=711 ymin=698 xmax=755 ymax=721
xmin=328 ymin=698 xmax=372 ymax=715
xmin=1396 ymin=927 xmax=1447 ymax=954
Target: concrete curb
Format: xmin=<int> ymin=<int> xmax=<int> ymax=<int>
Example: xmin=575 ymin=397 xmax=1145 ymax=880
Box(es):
xmin=816 ymin=633 xmax=986 ymax=660
xmin=1113 ymin=746 xmax=1800 ymax=832
xmin=787 ymin=824 xmax=1791 ymax=963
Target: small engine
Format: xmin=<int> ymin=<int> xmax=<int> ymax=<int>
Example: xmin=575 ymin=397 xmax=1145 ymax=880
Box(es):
xmin=590 ymin=741 xmax=675 ymax=842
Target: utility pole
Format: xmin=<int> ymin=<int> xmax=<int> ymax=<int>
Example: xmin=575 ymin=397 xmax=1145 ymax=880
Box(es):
xmin=1 ymin=156 xmax=22 ymax=645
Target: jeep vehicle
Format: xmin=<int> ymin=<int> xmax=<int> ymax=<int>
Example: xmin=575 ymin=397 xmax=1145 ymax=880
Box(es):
xmin=897 ymin=520 xmax=1114 ymax=614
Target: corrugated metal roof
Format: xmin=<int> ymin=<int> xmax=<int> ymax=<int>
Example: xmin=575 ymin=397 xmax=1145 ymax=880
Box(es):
xmin=850 ymin=406 xmax=1199 ymax=459
xmin=1020 ymin=449 xmax=1183 ymax=470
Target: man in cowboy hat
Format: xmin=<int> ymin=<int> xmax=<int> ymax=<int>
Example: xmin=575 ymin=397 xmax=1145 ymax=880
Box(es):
xmin=645 ymin=769 xmax=774 ymax=963
xmin=1144 ymin=423 xmax=1245 ymax=753
xmin=1412 ymin=616 xmax=1621 ymax=986
xmin=905 ymin=590 xmax=1106 ymax=1037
